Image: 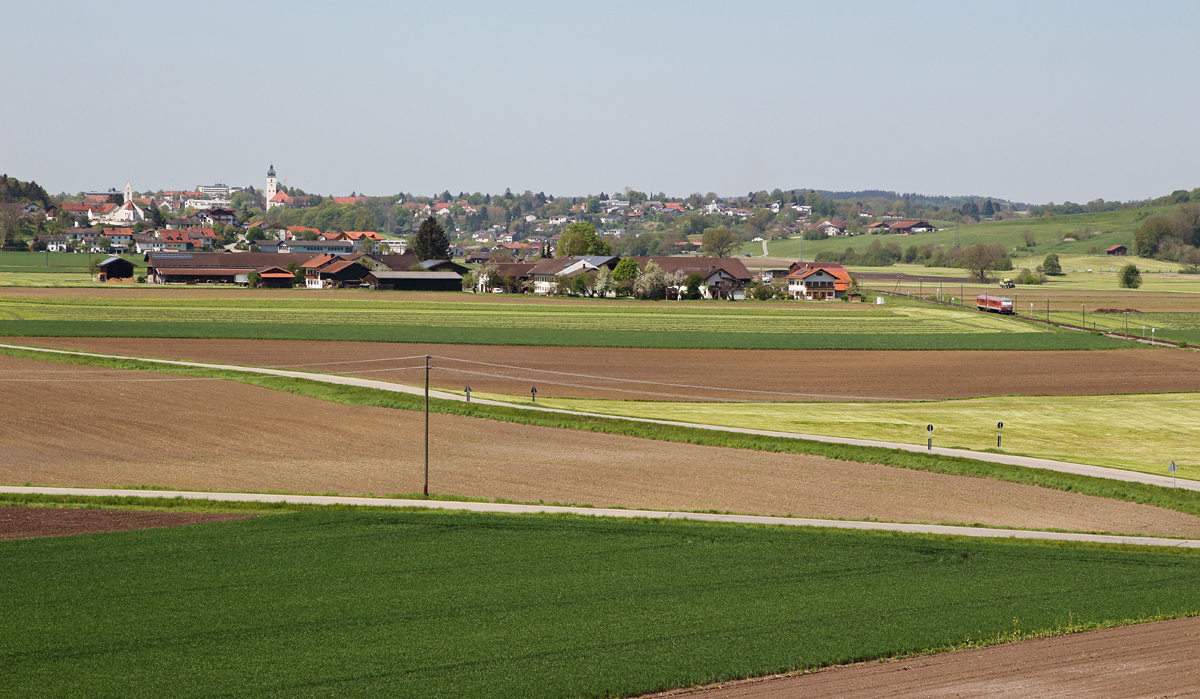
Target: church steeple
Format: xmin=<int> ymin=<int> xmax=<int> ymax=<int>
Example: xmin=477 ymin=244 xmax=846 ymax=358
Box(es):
xmin=123 ymin=180 xmax=133 ymax=204
xmin=265 ymin=164 xmax=279 ymax=209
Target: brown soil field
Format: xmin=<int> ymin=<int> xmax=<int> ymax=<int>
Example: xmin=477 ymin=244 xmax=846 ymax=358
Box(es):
xmin=644 ymin=615 xmax=1200 ymax=699
xmin=10 ymin=336 xmax=1200 ymax=402
xmin=3 ymin=353 xmax=1199 ymax=537
xmin=0 ymin=505 xmax=256 ymax=541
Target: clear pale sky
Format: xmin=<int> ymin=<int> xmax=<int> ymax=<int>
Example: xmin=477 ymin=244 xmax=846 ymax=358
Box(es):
xmin=3 ymin=1 xmax=1197 ymax=203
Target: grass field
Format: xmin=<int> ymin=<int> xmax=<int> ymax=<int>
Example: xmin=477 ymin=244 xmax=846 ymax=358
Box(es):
xmin=4 ymin=508 xmax=1200 ymax=698
xmin=0 ymin=252 xmax=144 ymax=287
xmin=528 ymin=393 xmax=1200 ymax=478
xmin=0 ymin=295 xmax=1133 ymax=350
xmin=753 ymin=206 xmax=1174 ymax=260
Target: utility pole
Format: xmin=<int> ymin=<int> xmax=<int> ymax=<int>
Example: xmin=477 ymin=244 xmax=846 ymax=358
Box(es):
xmin=424 ymin=354 xmax=430 ymax=497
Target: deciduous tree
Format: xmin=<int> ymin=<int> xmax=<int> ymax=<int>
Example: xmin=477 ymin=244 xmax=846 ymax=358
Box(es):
xmin=1042 ymin=252 xmax=1062 ymax=276
xmin=701 ymin=227 xmax=739 ymax=258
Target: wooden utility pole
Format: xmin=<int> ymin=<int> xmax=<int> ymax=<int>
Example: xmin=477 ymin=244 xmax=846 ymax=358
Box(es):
xmin=424 ymin=354 xmax=430 ymax=497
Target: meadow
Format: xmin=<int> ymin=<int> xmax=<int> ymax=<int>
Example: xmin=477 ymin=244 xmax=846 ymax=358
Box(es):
xmin=754 ymin=205 xmax=1171 ymax=260
xmin=530 ymin=392 xmax=1200 ymax=478
xmin=4 ymin=508 xmax=1200 ymax=699
xmin=0 ymin=294 xmax=1130 ymax=350
xmin=0 ymin=251 xmax=142 ymax=287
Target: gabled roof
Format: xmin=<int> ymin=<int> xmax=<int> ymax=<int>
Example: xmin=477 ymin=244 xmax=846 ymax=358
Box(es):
xmin=888 ymin=220 xmax=931 ymax=229
xmin=627 ymin=256 xmax=753 ymax=281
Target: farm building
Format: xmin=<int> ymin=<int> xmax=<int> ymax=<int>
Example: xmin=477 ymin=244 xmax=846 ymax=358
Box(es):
xmin=786 ymin=263 xmax=853 ymax=300
xmin=254 ymin=266 xmax=297 ymax=288
xmin=626 ymin=257 xmax=753 ymax=300
xmin=95 ymin=256 xmax=134 ymax=281
xmin=887 ymin=220 xmax=934 ymax=234
xmin=1107 ymin=245 xmax=1128 ymax=256
xmin=145 ymin=252 xmax=315 ymax=284
xmin=305 ymin=259 xmax=370 ymax=288
xmin=363 ymin=271 xmax=463 ymax=291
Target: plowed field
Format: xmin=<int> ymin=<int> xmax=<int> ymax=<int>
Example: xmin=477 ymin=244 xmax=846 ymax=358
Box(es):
xmin=646 ymin=615 xmax=1200 ymax=699
xmin=4 ymin=353 xmax=1199 ymax=537
xmin=0 ymin=506 xmax=256 ymax=540
xmin=9 ymin=337 xmax=1200 ymax=401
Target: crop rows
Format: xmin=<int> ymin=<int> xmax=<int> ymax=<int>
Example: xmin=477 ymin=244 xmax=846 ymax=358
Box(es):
xmin=5 ymin=509 xmax=1200 ymax=698
xmin=0 ymin=299 xmax=1036 ymax=334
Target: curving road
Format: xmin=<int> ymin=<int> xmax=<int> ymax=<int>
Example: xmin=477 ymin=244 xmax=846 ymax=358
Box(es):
xmin=3 ymin=342 xmax=1197 ymax=494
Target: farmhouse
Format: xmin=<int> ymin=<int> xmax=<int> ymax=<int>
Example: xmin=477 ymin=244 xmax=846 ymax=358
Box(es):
xmin=808 ymin=220 xmax=848 ymax=236
xmin=887 ymin=220 xmax=934 ymax=234
xmin=786 ymin=262 xmax=853 ymax=300
xmin=1107 ymin=245 xmax=1128 ymax=256
xmin=528 ymin=256 xmax=619 ymax=294
xmin=628 ymin=257 xmax=754 ymax=300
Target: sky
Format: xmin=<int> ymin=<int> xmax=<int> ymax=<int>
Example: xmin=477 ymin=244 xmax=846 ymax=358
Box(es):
xmin=3 ymin=0 xmax=1198 ymax=204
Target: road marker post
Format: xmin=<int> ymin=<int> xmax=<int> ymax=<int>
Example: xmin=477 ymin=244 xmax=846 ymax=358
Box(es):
xmin=1170 ymin=461 xmax=1178 ymax=489
xmin=927 ymin=424 xmax=934 ymax=452
xmin=464 ymin=386 xmax=471 ymax=403
xmin=997 ymin=421 xmax=1003 ymax=448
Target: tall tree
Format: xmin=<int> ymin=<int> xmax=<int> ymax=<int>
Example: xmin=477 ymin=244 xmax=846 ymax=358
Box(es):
xmin=701 ymin=227 xmax=740 ymax=258
xmin=412 ymin=216 xmax=450 ymax=261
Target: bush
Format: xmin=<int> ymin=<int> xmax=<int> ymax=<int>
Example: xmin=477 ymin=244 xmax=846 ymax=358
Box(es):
xmin=135 ymin=274 xmax=147 ymax=284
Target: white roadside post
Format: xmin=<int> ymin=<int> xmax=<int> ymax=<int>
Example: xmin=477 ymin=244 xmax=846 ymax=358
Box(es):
xmin=1170 ymin=461 xmax=1178 ymax=489
xmin=927 ymin=424 xmax=934 ymax=452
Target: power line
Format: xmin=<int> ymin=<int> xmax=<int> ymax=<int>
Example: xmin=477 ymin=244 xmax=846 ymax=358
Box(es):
xmin=438 ymin=366 xmax=753 ymax=402
xmin=433 ymin=356 xmax=924 ymax=402
xmin=269 ymin=355 xmax=430 ymax=368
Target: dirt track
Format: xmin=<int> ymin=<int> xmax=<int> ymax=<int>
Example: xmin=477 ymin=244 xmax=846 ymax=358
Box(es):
xmin=0 ymin=506 xmax=255 ymax=540
xmin=645 ymin=615 xmax=1200 ymax=699
xmin=3 ymin=353 xmax=1199 ymax=537
xmin=9 ymin=337 xmax=1200 ymax=402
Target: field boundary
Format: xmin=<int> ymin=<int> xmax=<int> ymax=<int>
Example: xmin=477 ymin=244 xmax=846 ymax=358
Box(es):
xmin=6 ymin=485 xmax=1200 ymax=548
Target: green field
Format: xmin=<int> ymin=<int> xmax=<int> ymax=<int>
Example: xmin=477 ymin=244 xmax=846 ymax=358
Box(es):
xmin=0 ymin=252 xmax=144 ymax=287
xmin=753 ymin=206 xmax=1173 ymax=260
xmin=0 ymin=295 xmax=1131 ymax=350
xmin=4 ymin=508 xmax=1199 ymax=698
xmin=527 ymin=393 xmax=1200 ymax=478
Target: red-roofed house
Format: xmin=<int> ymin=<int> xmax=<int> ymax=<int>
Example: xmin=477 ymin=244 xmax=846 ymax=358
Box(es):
xmin=786 ymin=264 xmax=853 ymax=300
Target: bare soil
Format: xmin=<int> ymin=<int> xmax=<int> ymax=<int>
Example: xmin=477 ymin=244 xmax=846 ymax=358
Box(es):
xmin=0 ymin=505 xmax=256 ymax=540
xmin=9 ymin=337 xmax=1200 ymax=402
xmin=3 ymin=353 xmax=1199 ymax=538
xmin=643 ymin=615 xmax=1200 ymax=699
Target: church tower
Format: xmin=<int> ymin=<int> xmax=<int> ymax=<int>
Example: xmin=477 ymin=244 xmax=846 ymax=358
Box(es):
xmin=123 ymin=180 xmax=133 ymax=204
xmin=265 ymin=164 xmax=278 ymax=207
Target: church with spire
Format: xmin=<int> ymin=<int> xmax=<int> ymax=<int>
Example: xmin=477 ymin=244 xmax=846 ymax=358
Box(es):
xmin=265 ymin=163 xmax=293 ymax=209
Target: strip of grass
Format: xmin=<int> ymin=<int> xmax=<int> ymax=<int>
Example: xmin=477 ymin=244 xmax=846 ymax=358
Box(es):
xmin=530 ymin=393 xmax=1200 ymax=479
xmin=0 ymin=319 xmax=1126 ymax=349
xmin=3 ymin=509 xmax=1198 ymax=699
xmin=3 ymin=345 xmax=1199 ymax=520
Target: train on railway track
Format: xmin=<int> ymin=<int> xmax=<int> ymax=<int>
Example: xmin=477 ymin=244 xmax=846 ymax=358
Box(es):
xmin=976 ymin=294 xmax=1014 ymax=314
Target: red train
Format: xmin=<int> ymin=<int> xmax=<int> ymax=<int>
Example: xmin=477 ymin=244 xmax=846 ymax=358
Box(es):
xmin=976 ymin=295 xmax=1014 ymax=314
